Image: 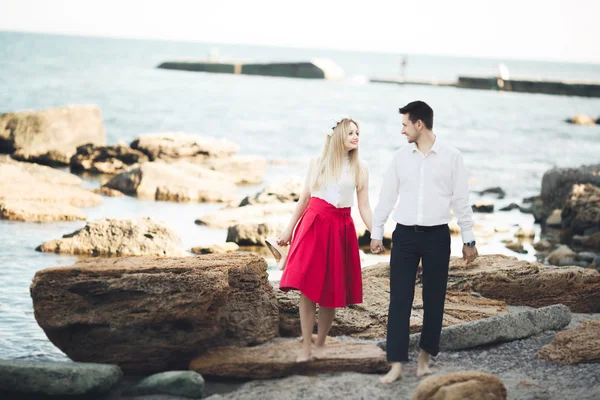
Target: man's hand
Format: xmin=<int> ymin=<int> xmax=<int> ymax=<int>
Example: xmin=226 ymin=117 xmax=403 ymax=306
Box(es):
xmin=463 ymin=245 xmax=478 ymax=264
xmin=370 ymin=239 xmax=385 ymax=254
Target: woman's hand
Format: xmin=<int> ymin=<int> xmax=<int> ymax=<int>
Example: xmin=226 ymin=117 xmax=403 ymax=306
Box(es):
xmin=277 ymin=228 xmax=292 ymax=246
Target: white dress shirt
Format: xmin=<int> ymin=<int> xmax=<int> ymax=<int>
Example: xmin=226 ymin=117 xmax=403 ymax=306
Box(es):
xmin=371 ymin=138 xmax=475 ymax=244
xmin=312 ymin=158 xmax=357 ymax=208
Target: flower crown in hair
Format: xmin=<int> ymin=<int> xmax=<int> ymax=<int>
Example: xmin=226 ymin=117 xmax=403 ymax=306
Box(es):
xmin=326 ymin=117 xmax=350 ymax=137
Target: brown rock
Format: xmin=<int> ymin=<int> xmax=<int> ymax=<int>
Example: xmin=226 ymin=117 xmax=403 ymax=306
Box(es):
xmin=568 ymin=114 xmax=596 ymax=125
xmin=226 ymin=220 xmax=288 ymax=246
xmin=30 ymin=253 xmax=279 ymax=374
xmin=276 ymin=263 xmax=507 ymax=338
xmin=92 ymin=187 xmax=125 ymax=197
xmin=446 ymin=254 xmax=600 ymax=313
xmin=514 ymin=227 xmax=535 ymax=239
xmin=505 ymin=241 xmax=525 ymax=254
xmin=472 ymin=202 xmax=494 ymax=213
xmin=533 ymin=239 xmax=552 ymax=251
xmin=547 ymin=245 xmax=576 ymax=266
xmin=561 ymin=183 xmax=600 ymax=235
xmin=239 ymin=177 xmax=303 ymax=206
xmin=0 ymin=105 xmax=106 ymax=165
xmin=70 ymin=143 xmax=148 ymax=174
xmin=584 ymin=232 xmax=600 ymax=250
xmin=0 ymin=200 xmax=86 ymax=222
xmin=198 ymin=155 xmax=267 ymax=184
xmin=412 ymin=371 xmax=507 ymax=400
xmin=196 ymin=203 xmax=296 ymax=229
xmin=0 ymin=162 xmax=102 ymax=208
xmin=130 ymin=132 xmax=240 ymax=161
xmin=190 ymin=242 xmax=239 ymax=254
xmin=103 ymin=162 xmax=237 ymax=203
xmin=538 ymin=320 xmax=600 ymax=364
xmin=36 ymin=217 xmax=186 ymax=256
xmin=189 ymin=336 xmax=387 ymax=379
xmin=545 ymin=209 xmax=562 ymax=226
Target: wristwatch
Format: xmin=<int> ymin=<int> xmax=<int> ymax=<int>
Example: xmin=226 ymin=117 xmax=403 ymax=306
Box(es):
xmin=464 ymin=240 xmax=476 ymax=247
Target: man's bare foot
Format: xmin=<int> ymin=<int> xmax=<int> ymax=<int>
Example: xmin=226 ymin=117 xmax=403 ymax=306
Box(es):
xmin=296 ymin=347 xmax=311 ymax=362
xmin=379 ymin=362 xmax=402 ymax=384
xmin=416 ymin=350 xmax=432 ymax=377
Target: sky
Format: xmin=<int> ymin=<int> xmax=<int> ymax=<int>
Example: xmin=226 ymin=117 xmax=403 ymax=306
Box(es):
xmin=2 ymin=0 xmax=599 ymax=63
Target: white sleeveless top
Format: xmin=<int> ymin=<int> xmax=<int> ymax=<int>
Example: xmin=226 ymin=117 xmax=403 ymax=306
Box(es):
xmin=311 ymin=158 xmax=358 ymax=208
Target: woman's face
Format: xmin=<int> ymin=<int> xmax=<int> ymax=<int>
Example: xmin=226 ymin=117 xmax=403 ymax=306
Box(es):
xmin=343 ymin=122 xmax=359 ymax=152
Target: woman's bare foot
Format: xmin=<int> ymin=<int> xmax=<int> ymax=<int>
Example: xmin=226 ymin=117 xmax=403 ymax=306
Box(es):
xmin=296 ymin=346 xmax=311 ymax=362
xmin=313 ymin=345 xmax=327 ymax=359
xmin=379 ymin=362 xmax=402 ymax=384
xmin=416 ymin=350 xmax=432 ymax=377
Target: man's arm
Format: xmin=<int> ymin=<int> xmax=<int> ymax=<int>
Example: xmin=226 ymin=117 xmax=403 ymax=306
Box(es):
xmin=370 ymin=154 xmax=399 ymax=252
xmin=450 ymin=151 xmax=478 ymax=263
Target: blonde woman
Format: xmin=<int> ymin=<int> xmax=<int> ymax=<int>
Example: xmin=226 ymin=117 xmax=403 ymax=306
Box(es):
xmin=276 ymin=118 xmax=372 ymax=362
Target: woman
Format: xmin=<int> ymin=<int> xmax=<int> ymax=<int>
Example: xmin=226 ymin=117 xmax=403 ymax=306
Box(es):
xmin=274 ymin=118 xmax=372 ymax=362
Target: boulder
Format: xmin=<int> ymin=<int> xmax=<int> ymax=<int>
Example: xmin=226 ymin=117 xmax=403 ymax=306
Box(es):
xmin=196 ymin=203 xmax=296 ymax=229
xmin=445 ymin=254 xmax=600 ymax=313
xmin=561 ymin=183 xmax=600 ymax=236
xmin=567 ymin=114 xmax=597 ymax=125
xmin=191 ymin=242 xmax=239 ymax=254
xmin=538 ymin=320 xmax=600 ymax=364
xmin=30 ymin=253 xmax=279 ymax=374
xmin=0 ymin=105 xmax=106 ymax=165
xmin=227 ymin=220 xmax=288 ymax=246
xmin=198 ymin=155 xmax=267 ymax=184
xmin=103 ymin=161 xmax=237 ymax=203
xmin=128 ymin=371 xmax=205 ymax=398
xmin=0 ymin=360 xmax=121 ymax=396
xmin=0 ymin=200 xmax=86 ymax=222
xmin=130 ymin=132 xmax=240 ymax=161
xmin=472 ymin=202 xmax=494 ymax=213
xmin=547 ymin=245 xmax=577 ymax=266
xmin=70 ymin=143 xmax=148 ymax=174
xmin=584 ymin=232 xmax=600 ymax=250
xmin=36 ymin=217 xmax=185 ymax=256
xmin=413 ymin=371 xmax=507 ymax=400
xmin=545 ymin=209 xmax=562 ymax=226
xmin=239 ymin=177 xmax=303 ymax=206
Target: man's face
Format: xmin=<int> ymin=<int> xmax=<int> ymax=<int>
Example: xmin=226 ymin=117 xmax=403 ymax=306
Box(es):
xmin=402 ymin=114 xmax=420 ymax=143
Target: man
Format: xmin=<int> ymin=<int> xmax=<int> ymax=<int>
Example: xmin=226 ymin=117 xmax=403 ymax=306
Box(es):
xmin=370 ymin=100 xmax=478 ymax=384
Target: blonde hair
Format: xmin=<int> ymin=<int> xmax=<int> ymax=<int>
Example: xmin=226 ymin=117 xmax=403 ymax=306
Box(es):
xmin=310 ymin=118 xmax=366 ymax=192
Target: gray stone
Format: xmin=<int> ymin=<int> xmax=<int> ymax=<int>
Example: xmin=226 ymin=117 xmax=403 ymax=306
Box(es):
xmin=0 ymin=360 xmax=121 ymax=396
xmin=499 ymin=203 xmax=520 ymax=211
xmin=132 ymin=371 xmax=205 ymax=398
xmin=380 ymin=304 xmax=571 ymax=352
xmin=577 ymin=252 xmax=598 ymax=263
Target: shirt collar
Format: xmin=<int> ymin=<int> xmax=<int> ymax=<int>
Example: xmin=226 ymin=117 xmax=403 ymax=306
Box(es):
xmin=411 ymin=136 xmax=442 ymax=154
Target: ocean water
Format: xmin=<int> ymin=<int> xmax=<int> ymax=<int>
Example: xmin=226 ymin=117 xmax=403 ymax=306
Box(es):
xmin=1 ymin=31 xmax=599 ymax=362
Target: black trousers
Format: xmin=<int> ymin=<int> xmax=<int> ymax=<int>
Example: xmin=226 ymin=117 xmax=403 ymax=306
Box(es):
xmin=386 ymin=223 xmax=451 ymax=362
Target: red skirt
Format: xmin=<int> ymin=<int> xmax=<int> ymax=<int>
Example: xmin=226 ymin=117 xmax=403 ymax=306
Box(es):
xmin=279 ymin=197 xmax=362 ymax=308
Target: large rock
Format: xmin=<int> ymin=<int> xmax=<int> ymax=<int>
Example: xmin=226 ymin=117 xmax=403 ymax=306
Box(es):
xmin=444 ymin=254 xmax=600 ymax=313
xmin=227 ymin=220 xmax=288 ymax=246
xmin=198 ymin=155 xmax=267 ymax=184
xmin=129 ymin=371 xmax=205 ymax=398
xmin=70 ymin=143 xmax=149 ymax=174
xmin=276 ymin=263 xmax=507 ymax=338
xmin=191 ymin=242 xmax=239 ymax=255
xmin=196 ymin=203 xmax=296 ymax=229
xmin=413 ymin=371 xmax=507 ymax=400
xmin=537 ymin=320 xmax=600 ymax=364
xmin=433 ymin=304 xmax=570 ymax=351
xmin=0 ymin=154 xmax=82 ymax=185
xmin=36 ymin=217 xmax=186 ymax=256
xmin=130 ymin=132 xmax=240 ymax=161
xmin=0 ymin=200 xmax=86 ymax=222
xmin=561 ymin=183 xmax=600 ymax=236
xmin=584 ymin=232 xmax=600 ymax=250
xmin=0 ymin=105 xmax=106 ymax=165
xmin=239 ymin=177 xmax=303 ymax=206
xmin=0 ymin=159 xmax=103 ymax=209
xmin=547 ymin=245 xmax=577 ymax=266
xmin=540 ymin=164 xmax=600 ymax=222
xmin=103 ymin=161 xmax=237 ymax=203
xmin=30 ymin=253 xmax=279 ymax=374
xmin=0 ymin=360 xmax=122 ymax=396
xmin=189 ymin=337 xmax=387 ymax=379
xmin=567 ymin=114 xmax=597 ymax=125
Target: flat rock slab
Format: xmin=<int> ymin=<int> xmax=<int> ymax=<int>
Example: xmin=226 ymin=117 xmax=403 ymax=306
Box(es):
xmin=190 ymin=337 xmax=387 ymax=379
xmin=0 ymin=200 xmax=87 ymax=222
xmin=0 ymin=360 xmax=121 ymax=396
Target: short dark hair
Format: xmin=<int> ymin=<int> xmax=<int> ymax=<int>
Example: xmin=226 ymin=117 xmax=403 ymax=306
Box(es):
xmin=399 ymin=101 xmax=434 ymax=129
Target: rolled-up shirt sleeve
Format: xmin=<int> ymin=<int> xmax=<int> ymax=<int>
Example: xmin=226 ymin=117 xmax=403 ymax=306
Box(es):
xmin=451 ymin=151 xmax=475 ymax=244
xmin=371 ymin=154 xmax=399 ymax=241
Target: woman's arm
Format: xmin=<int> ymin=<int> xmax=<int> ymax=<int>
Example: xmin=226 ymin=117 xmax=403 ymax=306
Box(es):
xmin=357 ymin=164 xmax=372 ymax=233
xmin=276 ymin=160 xmax=313 ymax=246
